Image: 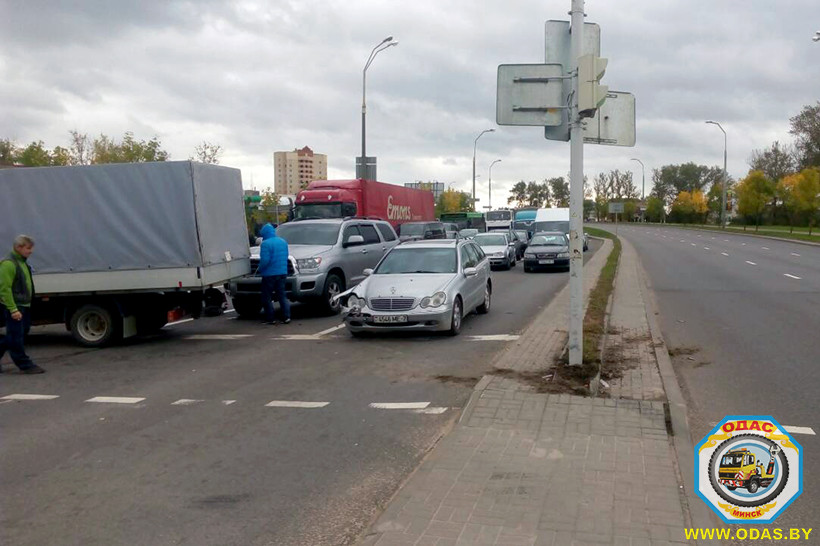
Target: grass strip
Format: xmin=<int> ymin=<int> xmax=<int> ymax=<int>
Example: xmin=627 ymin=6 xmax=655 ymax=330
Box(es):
xmin=582 ymin=228 xmax=622 ymax=366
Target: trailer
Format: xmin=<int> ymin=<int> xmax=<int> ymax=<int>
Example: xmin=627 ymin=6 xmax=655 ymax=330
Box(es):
xmin=0 ymin=161 xmax=251 ymax=347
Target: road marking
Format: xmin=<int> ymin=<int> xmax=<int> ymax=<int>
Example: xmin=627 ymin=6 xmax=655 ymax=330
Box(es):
xmin=691 ymin=243 xmax=697 ymax=246
xmin=784 ymin=426 xmax=815 ymax=436
xmin=183 ymin=334 xmax=253 ymax=340
xmin=791 ymin=252 xmax=801 ymax=257
xmin=1 ymin=393 xmax=59 ymax=401
xmin=86 ymin=396 xmax=145 ymax=404
xmin=315 ymin=324 xmax=346 ymax=337
xmin=680 ymin=240 xmax=686 ymax=243
xmin=784 ymin=274 xmax=802 ymax=280
xmin=222 ymin=400 xmax=237 ymax=405
xmin=742 ymin=243 xmax=746 ymax=246
xmin=165 ymin=318 xmax=194 ymax=328
xmin=369 ymin=402 xmax=430 ymax=410
xmin=721 ymin=252 xmax=729 ymax=256
xmin=703 ymin=247 xmax=710 ymax=250
xmin=467 ymin=334 xmax=521 ymax=341
xmin=711 ymin=237 xmax=716 ymax=239
xmin=265 ymin=400 xmax=329 ymax=408
xmin=413 ymin=407 xmax=449 ymax=415
xmin=277 ymin=334 xmax=322 ymax=340
xmin=224 ymin=309 xmax=236 ymax=314
xmin=171 ymin=399 xmax=204 ymax=406
xmin=745 ymin=261 xmax=757 ymax=266
xmin=762 ymin=246 xmax=770 ymax=250
xmin=723 ymin=239 xmax=729 ymax=242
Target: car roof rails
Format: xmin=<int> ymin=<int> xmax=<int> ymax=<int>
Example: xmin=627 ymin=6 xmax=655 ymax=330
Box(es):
xmin=342 ymin=216 xmax=386 ymax=222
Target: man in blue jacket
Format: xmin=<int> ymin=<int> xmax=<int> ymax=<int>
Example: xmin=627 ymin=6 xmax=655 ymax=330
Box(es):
xmin=257 ymin=223 xmax=291 ymax=325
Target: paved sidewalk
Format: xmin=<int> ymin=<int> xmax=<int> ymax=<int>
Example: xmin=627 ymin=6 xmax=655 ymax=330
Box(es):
xmin=359 ymin=238 xmax=699 ymax=546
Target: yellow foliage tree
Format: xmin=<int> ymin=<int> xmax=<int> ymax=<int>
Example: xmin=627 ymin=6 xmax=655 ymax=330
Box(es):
xmin=793 ymin=168 xmax=820 ymax=235
xmin=438 ymin=188 xmax=465 ymax=213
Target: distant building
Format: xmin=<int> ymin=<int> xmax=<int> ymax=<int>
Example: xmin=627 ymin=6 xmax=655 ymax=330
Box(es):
xmin=405 ymin=181 xmax=445 ymax=200
xmin=274 ymin=146 xmax=327 ymax=195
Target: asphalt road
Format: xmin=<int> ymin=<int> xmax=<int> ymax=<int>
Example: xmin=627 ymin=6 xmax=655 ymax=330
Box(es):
xmin=0 ymin=241 xmax=600 ymax=546
xmin=599 ymin=224 xmax=819 ymax=532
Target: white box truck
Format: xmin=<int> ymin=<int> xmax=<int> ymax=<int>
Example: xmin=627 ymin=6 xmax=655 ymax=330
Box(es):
xmin=0 ymin=161 xmax=251 ymax=346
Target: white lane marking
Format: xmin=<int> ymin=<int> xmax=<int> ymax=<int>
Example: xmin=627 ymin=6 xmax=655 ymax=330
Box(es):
xmin=265 ymin=400 xmax=329 ymax=408
xmin=680 ymin=239 xmax=686 ymax=242
xmin=784 ymin=274 xmax=802 ymax=280
xmin=467 ymin=334 xmax=521 ymax=341
xmin=711 ymin=237 xmax=716 ymax=239
xmin=183 ymin=334 xmax=253 ymax=340
xmin=742 ymin=243 xmax=746 ymax=246
xmin=315 ymin=324 xmax=346 ymax=337
xmin=164 ymin=318 xmax=194 ymax=328
xmin=224 ymin=309 xmax=236 ymax=314
xmin=745 ymin=261 xmax=757 ymax=266
xmin=86 ymin=396 xmax=145 ymax=404
xmin=413 ymin=407 xmax=449 ymax=415
xmin=691 ymin=243 xmax=697 ymax=246
xmin=172 ymin=399 xmax=204 ymax=406
xmin=369 ymin=402 xmax=430 ymax=410
xmin=704 ymin=247 xmax=710 ymax=250
xmin=784 ymin=426 xmax=815 ymax=436
xmin=791 ymin=252 xmax=801 ymax=257
xmin=721 ymin=252 xmax=729 ymax=256
xmin=697 ymin=235 xmax=702 ymax=238
xmin=723 ymin=239 xmax=729 ymax=242
xmin=277 ymin=334 xmax=322 ymax=340
xmin=1 ymin=393 xmax=59 ymax=401
xmin=222 ymin=400 xmax=237 ymax=405
xmin=762 ymin=247 xmax=770 ymax=250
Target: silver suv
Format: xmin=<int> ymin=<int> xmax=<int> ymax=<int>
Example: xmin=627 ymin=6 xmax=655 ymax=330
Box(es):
xmin=227 ymin=218 xmax=400 ymax=316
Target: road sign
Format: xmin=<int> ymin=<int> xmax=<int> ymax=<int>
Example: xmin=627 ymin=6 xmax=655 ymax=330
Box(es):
xmin=608 ymin=202 xmax=624 ymax=214
xmin=496 ymin=64 xmax=565 ymax=126
xmin=583 ymin=91 xmax=636 ymax=146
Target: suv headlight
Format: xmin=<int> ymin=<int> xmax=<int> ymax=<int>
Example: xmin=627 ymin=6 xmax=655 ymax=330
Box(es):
xmin=420 ymin=291 xmax=447 ymax=308
xmin=296 ymin=257 xmax=322 ymax=271
xmin=557 ymin=251 xmax=570 ymax=258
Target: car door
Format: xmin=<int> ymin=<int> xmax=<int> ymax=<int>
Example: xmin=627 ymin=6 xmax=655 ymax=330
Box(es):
xmin=341 ymin=224 xmax=369 ymax=286
xmin=458 ymin=245 xmax=478 ymax=310
xmin=375 ymin=222 xmax=399 ymax=253
xmin=469 ymin=242 xmax=491 ymax=308
xmin=358 ymin=223 xmax=385 ymax=268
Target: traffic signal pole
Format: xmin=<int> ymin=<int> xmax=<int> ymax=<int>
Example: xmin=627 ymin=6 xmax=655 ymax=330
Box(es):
xmin=568 ymin=0 xmax=585 ymax=366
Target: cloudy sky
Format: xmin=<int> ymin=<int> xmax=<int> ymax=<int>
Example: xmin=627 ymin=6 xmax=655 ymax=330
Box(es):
xmin=2 ymin=0 xmax=818 ymax=205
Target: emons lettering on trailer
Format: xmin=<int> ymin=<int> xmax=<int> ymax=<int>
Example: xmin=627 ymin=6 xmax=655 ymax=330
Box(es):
xmin=387 ymin=195 xmax=413 ymax=221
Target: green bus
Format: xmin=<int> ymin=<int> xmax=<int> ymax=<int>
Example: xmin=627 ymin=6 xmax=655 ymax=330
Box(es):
xmin=440 ymin=212 xmax=487 ymax=232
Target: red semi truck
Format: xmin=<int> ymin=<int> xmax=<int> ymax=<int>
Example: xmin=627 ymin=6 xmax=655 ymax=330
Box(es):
xmin=293 ymin=179 xmax=435 ymax=229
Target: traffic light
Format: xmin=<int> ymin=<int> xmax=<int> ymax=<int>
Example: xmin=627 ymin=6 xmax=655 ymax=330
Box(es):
xmin=577 ymin=54 xmax=608 ymax=117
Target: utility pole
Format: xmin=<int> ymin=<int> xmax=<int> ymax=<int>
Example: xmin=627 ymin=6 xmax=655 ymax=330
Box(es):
xmin=706 ymin=121 xmax=728 ymax=228
xmin=472 ymin=129 xmax=494 ymax=211
xmin=489 ymin=159 xmax=501 ymax=210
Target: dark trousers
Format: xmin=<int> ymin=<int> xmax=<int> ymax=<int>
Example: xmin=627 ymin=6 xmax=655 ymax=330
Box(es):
xmin=261 ymin=275 xmax=290 ymax=322
xmin=1 ymin=307 xmax=35 ymax=370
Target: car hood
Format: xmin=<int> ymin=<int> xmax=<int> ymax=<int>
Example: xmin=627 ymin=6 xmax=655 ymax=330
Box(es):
xmin=287 ymin=244 xmax=335 ymax=259
xmin=356 ymin=273 xmax=455 ymax=299
xmin=527 ymin=244 xmax=568 ymax=253
xmin=478 ymin=244 xmax=507 ymax=255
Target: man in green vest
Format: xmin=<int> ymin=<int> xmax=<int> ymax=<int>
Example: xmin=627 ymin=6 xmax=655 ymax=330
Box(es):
xmin=0 ymin=235 xmax=45 ymax=374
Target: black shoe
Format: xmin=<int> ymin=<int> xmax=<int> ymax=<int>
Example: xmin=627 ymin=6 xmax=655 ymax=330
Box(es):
xmin=21 ymin=365 xmax=45 ymax=374
xmin=282 ymin=318 xmax=291 ymax=324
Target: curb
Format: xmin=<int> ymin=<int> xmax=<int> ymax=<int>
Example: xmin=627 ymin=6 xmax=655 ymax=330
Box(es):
xmin=649 ymin=224 xmax=820 ymax=248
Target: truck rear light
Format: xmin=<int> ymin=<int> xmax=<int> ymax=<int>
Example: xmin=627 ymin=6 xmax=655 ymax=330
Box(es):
xmin=167 ymin=308 xmax=185 ymax=323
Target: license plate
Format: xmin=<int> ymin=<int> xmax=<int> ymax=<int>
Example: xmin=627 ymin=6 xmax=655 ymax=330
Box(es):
xmin=372 ymin=315 xmax=408 ymax=324
xmin=539 ymin=259 xmax=554 ymax=264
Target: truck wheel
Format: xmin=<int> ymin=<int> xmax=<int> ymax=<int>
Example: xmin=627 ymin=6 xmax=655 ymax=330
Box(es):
xmin=322 ymin=274 xmax=345 ymax=315
xmin=232 ymin=296 xmax=261 ymax=318
xmin=70 ymin=304 xmax=120 ymax=347
xmin=746 ymin=478 xmax=760 ymax=494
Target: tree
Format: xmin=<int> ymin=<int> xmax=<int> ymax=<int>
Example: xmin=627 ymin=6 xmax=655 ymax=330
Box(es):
xmin=583 ymin=199 xmax=595 ymax=220
xmin=0 ymin=138 xmax=18 ymax=165
xmin=16 ymin=141 xmax=54 ymax=166
xmin=645 ymin=196 xmax=665 ymax=223
xmin=607 ymin=169 xmax=639 ymax=200
xmin=548 ymin=177 xmax=569 ymax=207
xmin=525 ymin=181 xmax=550 ymax=207
xmin=793 ymin=168 xmax=820 ymax=235
xmin=736 ymin=170 xmax=775 ymax=231
xmin=69 ymin=130 xmax=92 ymax=165
xmin=670 ymin=191 xmax=695 ymax=224
xmin=749 ymin=141 xmax=796 ymax=184
xmin=776 ymin=174 xmax=800 ymax=232
xmin=191 ymin=141 xmax=223 ymax=164
xmin=706 ymin=178 xmax=734 ymax=225
xmin=91 ymin=132 xmax=169 ymax=164
xmin=507 ymin=181 xmax=528 ymax=207
xmin=623 ymin=200 xmax=638 ymax=222
xmin=438 ymin=188 xmax=471 ymax=214
xmin=789 ymin=102 xmax=820 ymax=169
xmin=691 ymin=190 xmax=708 ymax=224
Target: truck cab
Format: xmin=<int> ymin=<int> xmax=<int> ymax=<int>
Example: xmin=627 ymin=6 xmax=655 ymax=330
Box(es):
xmin=718 ymin=448 xmax=775 ymax=493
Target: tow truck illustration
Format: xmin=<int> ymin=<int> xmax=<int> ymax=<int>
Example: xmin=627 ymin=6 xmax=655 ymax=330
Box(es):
xmin=717 ymin=445 xmax=780 ymax=494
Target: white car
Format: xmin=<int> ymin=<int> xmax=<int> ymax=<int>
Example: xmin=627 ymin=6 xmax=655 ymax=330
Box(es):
xmin=473 ymin=232 xmax=516 ymax=270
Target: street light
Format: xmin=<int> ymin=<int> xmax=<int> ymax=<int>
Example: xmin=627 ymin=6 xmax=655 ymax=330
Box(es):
xmin=472 ymin=129 xmax=495 ymax=210
xmin=488 ymin=159 xmax=502 ymax=210
xmin=630 ymin=158 xmax=645 ymax=200
xmin=706 ymin=120 xmax=728 ymax=228
xmin=359 ymin=36 xmax=398 ymax=179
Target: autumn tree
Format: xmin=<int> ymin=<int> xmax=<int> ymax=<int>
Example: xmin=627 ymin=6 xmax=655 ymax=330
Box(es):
xmin=670 ymin=191 xmax=695 ymax=224
xmin=191 ymin=141 xmax=223 ymax=164
xmin=736 ymin=170 xmax=775 ymax=231
xmin=793 ymin=168 xmax=820 ymax=234
xmin=776 ymin=174 xmax=800 ymax=232
xmin=790 ymin=102 xmax=820 ymax=169
xmin=437 ymin=188 xmax=471 ymax=214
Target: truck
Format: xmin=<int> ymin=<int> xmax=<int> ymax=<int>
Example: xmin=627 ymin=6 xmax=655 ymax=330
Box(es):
xmin=439 ymin=212 xmax=487 ymax=233
xmin=717 ymin=447 xmax=777 ymax=494
xmin=0 ymin=161 xmax=251 ymax=347
xmin=485 ymin=209 xmax=513 ymax=231
xmin=293 ymin=179 xmax=435 ymax=229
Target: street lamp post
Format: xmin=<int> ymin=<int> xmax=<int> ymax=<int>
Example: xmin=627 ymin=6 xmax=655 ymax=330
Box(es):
xmin=706 ymin=120 xmax=728 ymax=228
xmin=488 ymin=159 xmax=501 ymax=210
xmin=472 ymin=129 xmax=495 ymax=210
xmin=359 ymin=36 xmax=398 ymax=179
xmin=630 ymin=158 xmax=645 ymax=222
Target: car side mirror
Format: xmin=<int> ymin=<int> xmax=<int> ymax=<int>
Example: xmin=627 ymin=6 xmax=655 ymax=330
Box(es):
xmin=463 ymin=267 xmax=478 ymax=277
xmin=344 ymin=234 xmax=365 ymax=247
xmin=363 ymin=268 xmax=373 ymax=276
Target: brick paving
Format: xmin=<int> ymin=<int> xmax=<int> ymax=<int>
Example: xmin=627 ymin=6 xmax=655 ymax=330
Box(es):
xmin=359 ymin=238 xmax=696 ymax=546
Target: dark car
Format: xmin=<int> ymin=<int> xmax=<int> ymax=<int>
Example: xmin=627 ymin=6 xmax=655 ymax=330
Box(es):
xmin=398 ymin=221 xmax=446 ymax=242
xmin=523 ymin=232 xmax=570 ymax=272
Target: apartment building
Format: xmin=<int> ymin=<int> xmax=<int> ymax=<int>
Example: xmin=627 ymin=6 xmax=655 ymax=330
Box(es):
xmin=273 ymin=146 xmax=327 ymax=195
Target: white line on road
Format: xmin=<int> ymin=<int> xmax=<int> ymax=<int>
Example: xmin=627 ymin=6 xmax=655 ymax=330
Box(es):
xmin=276 ymin=334 xmax=322 ymax=340
xmin=680 ymin=240 xmax=686 ymax=243
xmin=183 ymin=334 xmax=254 ymax=340
xmin=413 ymin=407 xmax=449 ymax=415
xmin=784 ymin=426 xmax=816 ymax=436
xmin=721 ymin=252 xmax=729 ymax=256
xmin=265 ymin=400 xmax=329 ymax=408
xmin=723 ymin=239 xmax=729 ymax=242
xmin=315 ymin=324 xmax=346 ymax=337
xmin=171 ymin=399 xmax=204 ymax=406
xmin=222 ymin=400 xmax=237 ymax=405
xmin=745 ymin=261 xmax=757 ymax=266
xmin=762 ymin=247 xmax=770 ymax=250
xmin=742 ymin=243 xmax=746 ymax=246
xmin=164 ymin=318 xmax=194 ymax=328
xmin=791 ymin=252 xmax=801 ymax=257
xmin=784 ymin=274 xmax=802 ymax=280
xmin=691 ymin=243 xmax=697 ymax=246
xmin=224 ymin=309 xmax=236 ymax=314
xmin=704 ymin=247 xmax=710 ymax=250
xmin=467 ymin=334 xmax=521 ymax=341
xmin=369 ymin=402 xmax=430 ymax=410
xmin=1 ymin=393 xmax=59 ymax=401
xmin=86 ymin=396 xmax=145 ymax=404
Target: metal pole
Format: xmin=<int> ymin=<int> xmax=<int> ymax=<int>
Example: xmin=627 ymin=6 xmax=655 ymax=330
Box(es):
xmin=361 ymin=37 xmax=396 ymax=179
xmin=706 ymin=121 xmax=728 ymax=228
xmin=472 ymin=129 xmax=494 ymax=211
xmin=568 ymin=0 xmax=585 ymax=367
xmin=631 ymin=158 xmax=645 ymax=221
xmin=489 ymin=159 xmax=501 ymax=210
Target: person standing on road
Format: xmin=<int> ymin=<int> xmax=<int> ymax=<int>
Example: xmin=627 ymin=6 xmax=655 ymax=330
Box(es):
xmin=257 ymin=223 xmax=291 ymax=325
xmin=0 ymin=235 xmax=45 ymax=374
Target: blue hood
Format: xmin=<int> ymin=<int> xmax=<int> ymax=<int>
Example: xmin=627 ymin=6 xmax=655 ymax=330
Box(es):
xmin=260 ymin=223 xmax=276 ymax=239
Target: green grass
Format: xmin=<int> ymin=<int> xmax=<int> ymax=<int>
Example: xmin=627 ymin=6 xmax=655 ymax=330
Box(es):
xmin=653 ymin=223 xmax=820 ymax=244
xmin=582 ymin=228 xmax=622 ymax=366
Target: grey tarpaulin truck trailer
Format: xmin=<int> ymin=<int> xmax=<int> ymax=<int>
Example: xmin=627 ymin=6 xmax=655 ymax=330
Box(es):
xmin=0 ymin=161 xmax=251 ymax=347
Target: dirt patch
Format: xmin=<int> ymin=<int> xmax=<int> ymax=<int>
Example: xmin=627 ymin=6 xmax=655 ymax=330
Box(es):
xmin=668 ymin=345 xmax=699 ymax=357
xmin=623 ymin=332 xmax=652 ymax=344
xmin=488 ymin=367 xmax=590 ymax=396
xmin=433 ymin=375 xmax=481 ymax=387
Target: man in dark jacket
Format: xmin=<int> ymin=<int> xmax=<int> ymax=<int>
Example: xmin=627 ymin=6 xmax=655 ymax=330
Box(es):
xmin=257 ymin=223 xmax=291 ymax=325
xmin=0 ymin=235 xmax=45 ymax=374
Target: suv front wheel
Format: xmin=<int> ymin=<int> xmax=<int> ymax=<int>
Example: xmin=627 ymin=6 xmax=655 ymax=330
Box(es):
xmin=321 ymin=273 xmax=345 ymax=315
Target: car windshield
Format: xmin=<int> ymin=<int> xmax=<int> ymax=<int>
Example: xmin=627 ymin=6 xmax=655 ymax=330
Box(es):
xmin=275 ymin=222 xmax=340 ymax=245
xmin=515 ymin=231 xmax=528 ymax=240
xmin=474 ymin=234 xmax=507 ymax=246
xmin=531 ymin=235 xmax=566 ymax=246
xmin=486 ymin=210 xmax=511 ymax=221
xmin=720 ymin=454 xmax=745 ymax=467
xmin=375 ymin=248 xmax=457 ymax=274
xmin=533 ymin=220 xmax=569 ymax=234
xmin=399 ymin=223 xmax=425 ymax=236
